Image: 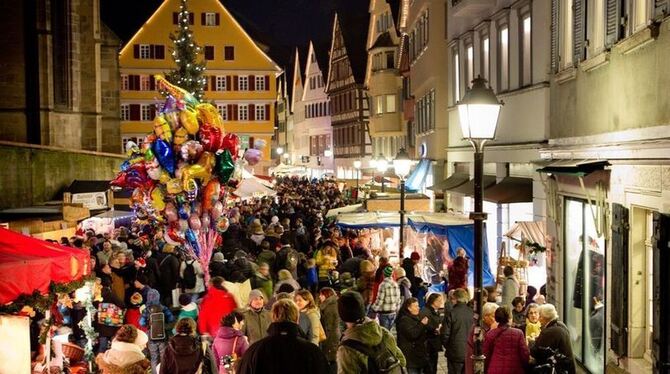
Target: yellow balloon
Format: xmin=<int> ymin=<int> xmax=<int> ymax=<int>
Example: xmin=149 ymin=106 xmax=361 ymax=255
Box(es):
xmin=173 ymin=127 xmax=188 ymax=146
xmin=153 ymin=115 xmax=173 ymax=142
xmin=151 ymin=188 xmax=166 ymax=211
xmin=197 ymin=151 xmax=216 ymax=173
xmin=166 ymin=179 xmax=183 ymax=194
xmin=183 ymin=177 xmax=198 ymax=193
xmin=158 ymin=170 xmax=171 ymax=184
xmin=179 ymin=108 xmax=200 ymax=135
xmin=182 ymin=164 xmax=211 ymax=185
xmin=196 ymin=103 xmax=224 ymax=129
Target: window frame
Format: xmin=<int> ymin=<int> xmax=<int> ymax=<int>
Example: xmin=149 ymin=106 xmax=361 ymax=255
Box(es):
xmin=121 ymin=75 xmax=129 ymax=91
xmin=376 ymin=96 xmax=384 ymax=115
xmin=120 ymin=104 xmax=130 ymax=121
xmin=140 ymin=75 xmax=151 ymax=91
xmin=497 ymin=22 xmax=510 ymax=93
xmin=204 ymin=12 xmax=217 ymax=26
xmin=255 ymin=105 xmax=266 ymax=121
xmin=238 ymin=104 xmax=249 ymax=121
xmin=385 ymin=94 xmax=397 ymax=113
xmin=519 ymin=6 xmax=532 ymax=87
xmin=140 ymin=104 xmax=153 ymax=121
xmin=224 ymin=46 xmax=235 ymax=61
xmin=255 ymin=76 xmax=266 ymax=91
xmin=450 ymin=42 xmax=461 ymax=105
xmin=217 ymin=104 xmax=228 ymax=121
xmin=216 ymin=76 xmax=226 ymax=91
xmin=139 ymin=44 xmax=150 ymax=59
xmin=238 ymin=76 xmax=249 ymax=91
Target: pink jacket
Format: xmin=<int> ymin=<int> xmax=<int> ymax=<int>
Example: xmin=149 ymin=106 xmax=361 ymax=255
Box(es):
xmin=212 ymin=326 xmax=249 ymax=370
xmin=483 ymin=325 xmax=529 ymax=374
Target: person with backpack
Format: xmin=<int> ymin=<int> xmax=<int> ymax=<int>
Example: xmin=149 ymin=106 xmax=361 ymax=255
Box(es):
xmin=337 ymin=291 xmax=406 ymax=374
xmin=137 ymin=275 xmax=175 ymax=374
xmin=213 ymin=310 xmax=249 ymax=374
xmin=395 ymin=297 xmax=431 ymax=374
xmin=276 ymin=237 xmax=300 ymax=280
xmin=180 ymin=256 xmax=206 ymax=300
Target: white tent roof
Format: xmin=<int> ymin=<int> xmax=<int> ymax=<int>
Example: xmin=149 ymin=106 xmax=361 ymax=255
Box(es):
xmin=335 ymin=211 xmax=471 ymax=228
xmin=241 ymin=168 xmax=274 ymax=188
xmin=233 ymin=177 xmax=276 ymax=199
xmin=505 ymin=221 xmax=546 ymax=246
xmin=326 ymin=204 xmax=364 ymax=218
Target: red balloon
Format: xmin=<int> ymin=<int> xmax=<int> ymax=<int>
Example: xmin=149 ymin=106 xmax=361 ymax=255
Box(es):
xmin=221 ymin=133 xmax=240 ymax=159
xmin=199 ymin=124 xmax=224 ymax=152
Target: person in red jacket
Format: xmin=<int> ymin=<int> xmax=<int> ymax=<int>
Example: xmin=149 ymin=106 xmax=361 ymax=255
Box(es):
xmin=198 ymin=276 xmax=238 ymax=338
xmin=448 ymin=248 xmax=469 ymax=291
xmin=483 ymin=306 xmax=529 ymax=374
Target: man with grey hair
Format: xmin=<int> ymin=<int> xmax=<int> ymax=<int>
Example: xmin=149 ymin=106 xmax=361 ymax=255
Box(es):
xmin=530 ymin=304 xmax=576 ymax=374
xmin=442 ymin=288 xmax=473 ymax=374
xmin=464 ymin=302 xmax=499 ymax=374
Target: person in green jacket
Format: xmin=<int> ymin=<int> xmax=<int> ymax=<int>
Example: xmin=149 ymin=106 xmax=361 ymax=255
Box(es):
xmin=172 ymin=293 xmax=199 ymax=335
xmin=251 ymin=263 xmax=273 ymax=300
xmin=242 ymin=289 xmax=272 ymax=345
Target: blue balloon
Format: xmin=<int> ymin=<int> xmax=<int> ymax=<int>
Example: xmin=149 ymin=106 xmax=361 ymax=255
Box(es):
xmin=153 ymin=139 xmax=175 ymax=175
xmin=186 ymin=229 xmax=200 ymax=256
xmin=178 ymin=205 xmax=189 ymax=220
xmin=120 ymin=160 xmax=131 ymax=172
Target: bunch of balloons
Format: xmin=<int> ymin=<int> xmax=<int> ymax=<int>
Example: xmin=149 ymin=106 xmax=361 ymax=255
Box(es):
xmin=111 ymin=75 xmax=266 ymax=255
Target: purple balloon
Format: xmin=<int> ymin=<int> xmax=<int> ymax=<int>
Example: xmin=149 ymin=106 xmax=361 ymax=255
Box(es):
xmin=244 ymin=148 xmax=262 ymax=166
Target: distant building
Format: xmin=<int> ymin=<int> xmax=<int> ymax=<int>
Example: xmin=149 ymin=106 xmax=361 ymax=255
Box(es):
xmin=119 ymin=0 xmax=281 ymax=171
xmin=0 ymin=0 xmax=121 ymax=153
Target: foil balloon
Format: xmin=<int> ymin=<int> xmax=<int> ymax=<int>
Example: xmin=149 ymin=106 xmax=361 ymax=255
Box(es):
xmin=244 ymin=148 xmax=262 ymax=166
xmin=146 ymin=160 xmax=162 ymax=180
xmin=173 ymin=127 xmax=188 ymax=146
xmin=202 ymin=179 xmax=221 ymax=211
xmin=154 ymin=75 xmax=199 ymax=108
xmin=120 ymin=160 xmax=131 ymax=172
xmin=210 ymin=200 xmax=224 ymax=220
xmin=126 ymin=164 xmax=151 ymax=189
xmin=183 ymin=178 xmax=199 ymax=201
xmin=215 ymin=149 xmax=235 ymax=183
xmin=165 ymin=229 xmax=184 ymax=246
xmin=216 ymin=217 xmax=230 ymax=233
xmin=153 ymin=139 xmax=175 ymax=175
xmin=253 ymin=138 xmax=267 ymax=151
xmin=185 ymin=228 xmax=201 ymax=255
xmin=221 ymin=133 xmax=240 ymax=159
xmin=166 ymin=178 xmax=183 ymax=194
xmin=182 ymin=164 xmax=211 ymax=184
xmin=199 ymin=124 xmax=225 ymax=152
xmin=196 ymin=103 xmax=223 ymax=129
xmin=197 ymin=151 xmax=216 ymax=173
xmin=151 ymin=187 xmax=166 ymax=211
xmin=178 ymin=219 xmax=189 ymax=233
xmin=178 ymin=204 xmax=191 ymax=220
xmin=161 ymin=96 xmax=177 ymax=113
xmin=192 ymin=201 xmax=203 ymax=217
xmin=165 ymin=203 xmax=179 ymax=223
xmin=201 ymin=212 xmax=211 ymax=231
xmin=153 ymin=114 xmax=172 ymax=142
xmin=179 ymin=108 xmax=200 ymax=134
xmin=180 ymin=140 xmax=204 ymax=161
xmin=130 ymin=188 xmax=144 ymax=206
xmin=110 ymin=172 xmax=127 ymax=188
xmin=125 ymin=141 xmax=140 ymax=156
xmin=188 ymin=213 xmax=202 ymax=231
xmin=144 ymin=148 xmax=155 ymax=162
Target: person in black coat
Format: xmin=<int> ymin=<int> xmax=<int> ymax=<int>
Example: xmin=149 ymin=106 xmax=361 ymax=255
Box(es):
xmin=531 ymin=304 xmax=577 ymax=374
xmin=395 ymin=297 xmax=430 ymax=373
xmin=158 ymin=246 xmax=181 ymax=307
xmin=236 ymin=299 xmax=328 ymax=374
xmin=209 ymin=252 xmax=227 ymax=279
xmin=441 ymin=288 xmax=474 ymax=374
xmin=420 ymin=293 xmax=445 ymax=374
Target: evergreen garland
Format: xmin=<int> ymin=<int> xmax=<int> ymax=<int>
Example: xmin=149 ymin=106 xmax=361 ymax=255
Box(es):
xmin=164 ymin=0 xmax=207 ymax=101
xmin=0 ymin=275 xmax=95 ymax=315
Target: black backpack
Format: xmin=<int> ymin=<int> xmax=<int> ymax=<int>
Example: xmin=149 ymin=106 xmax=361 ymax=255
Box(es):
xmin=148 ymin=304 xmax=166 ymax=341
xmin=182 ymin=260 xmax=197 ymax=289
xmin=340 ymin=339 xmax=403 ymax=374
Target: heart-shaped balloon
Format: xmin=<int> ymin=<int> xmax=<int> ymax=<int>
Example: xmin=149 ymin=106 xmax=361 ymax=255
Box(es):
xmin=153 ymin=139 xmax=175 ymax=175
xmin=244 ymin=148 xmax=262 ymax=166
xmin=199 ymin=124 xmax=225 ymax=152
xmin=221 ymin=133 xmax=240 ymax=159
xmin=215 ymin=149 xmax=235 ymax=183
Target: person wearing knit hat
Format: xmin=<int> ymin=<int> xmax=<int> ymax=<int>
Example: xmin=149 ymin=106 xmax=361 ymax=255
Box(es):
xmin=337 ymin=291 xmax=406 ymax=372
xmin=371 ymin=265 xmax=402 ymax=331
xmin=242 ymin=289 xmax=272 ymax=344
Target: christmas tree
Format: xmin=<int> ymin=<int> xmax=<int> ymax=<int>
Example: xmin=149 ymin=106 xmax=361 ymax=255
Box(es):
xmin=165 ymin=0 xmax=207 ymax=101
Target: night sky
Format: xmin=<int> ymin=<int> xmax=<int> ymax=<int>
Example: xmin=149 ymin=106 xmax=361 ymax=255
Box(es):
xmin=101 ymin=0 xmax=344 ymax=68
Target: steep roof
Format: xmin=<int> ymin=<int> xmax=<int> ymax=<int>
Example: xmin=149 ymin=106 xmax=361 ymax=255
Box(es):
xmin=368 ymin=31 xmax=396 ymax=50
xmin=336 ymin=0 xmax=370 ymax=84
xmin=386 ymin=0 xmax=401 ymax=31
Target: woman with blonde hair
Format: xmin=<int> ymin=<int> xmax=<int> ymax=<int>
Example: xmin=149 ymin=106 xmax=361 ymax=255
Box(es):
xmin=294 ymin=289 xmax=325 ymax=345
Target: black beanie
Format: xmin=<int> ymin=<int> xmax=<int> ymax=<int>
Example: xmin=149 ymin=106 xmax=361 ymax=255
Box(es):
xmin=338 ymin=291 xmax=366 ymax=323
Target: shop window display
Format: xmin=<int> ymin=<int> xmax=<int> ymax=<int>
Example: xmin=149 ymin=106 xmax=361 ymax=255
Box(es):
xmin=564 ymin=198 xmax=605 ymax=373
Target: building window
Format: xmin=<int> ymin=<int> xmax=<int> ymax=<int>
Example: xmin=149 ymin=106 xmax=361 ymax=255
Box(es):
xmin=140 ymin=75 xmax=151 ymax=91
xmin=561 ymin=0 xmax=573 ymax=69
xmin=204 ymin=12 xmax=217 ymax=26
xmin=453 ymin=49 xmax=460 ymax=104
xmin=205 ymin=46 xmax=214 ymax=60
xmin=255 ymin=76 xmax=266 ymax=91
xmin=498 ymin=26 xmax=509 ymax=92
xmin=140 ymin=104 xmax=153 ymax=121
xmin=224 ymin=46 xmax=235 ymax=60
xmin=521 ymin=15 xmax=532 ymax=86
xmin=481 ymin=36 xmax=490 ymax=81
xmin=238 ymin=76 xmax=249 ymax=91
xmin=376 ymin=96 xmax=384 ymax=115
xmin=120 ymin=104 xmax=130 ymax=120
xmin=385 ymin=94 xmax=396 ymax=113
xmin=121 ymin=75 xmax=129 ymax=91
xmin=217 ymin=104 xmax=227 ymax=120
xmin=466 ymin=44 xmax=474 ymax=88
xmin=216 ymin=76 xmax=226 ymax=91
xmin=139 ymin=44 xmax=151 ymax=59
xmin=255 ymin=105 xmax=266 ymax=121
xmin=238 ymin=104 xmax=248 ymax=121
xmin=386 ymin=52 xmax=395 ymax=69
xmin=564 ymin=198 xmax=606 ymax=374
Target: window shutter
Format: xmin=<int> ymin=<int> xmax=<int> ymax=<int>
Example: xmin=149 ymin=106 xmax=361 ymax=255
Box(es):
xmin=149 ymin=75 xmax=156 ymax=91
xmin=226 ymin=76 xmax=232 ymax=91
xmin=215 ymin=13 xmax=220 ymax=25
xmin=173 ymin=12 xmax=178 ymax=25
xmin=227 ymin=105 xmax=233 ymax=120
xmin=201 ymin=12 xmax=206 ymax=25
xmin=149 ymin=105 xmax=157 ymax=119
xmin=551 ymin=0 xmax=559 ymax=72
xmin=133 ymin=75 xmax=141 ymax=91
xmin=156 ymin=45 xmax=165 ymax=59
xmin=210 ymin=76 xmax=216 ymax=91
xmin=129 ymin=104 xmax=141 ymax=120
xmin=249 ymin=137 xmax=255 ymax=149
xmin=233 ymin=104 xmax=238 ymax=121
xmin=573 ymin=0 xmax=586 ymax=63
xmin=249 ymin=104 xmax=255 ymax=121
xmin=265 ymin=104 xmax=270 ymax=120
xmin=264 ymin=75 xmax=270 ymax=90
xmin=610 ymin=203 xmax=629 ymax=357
xmin=133 ymin=44 xmax=139 ymax=58
xmin=233 ymin=76 xmax=238 ymax=91
xmin=188 ymin=12 xmax=194 ymax=25
xmin=652 ymin=212 xmax=670 ymax=368
xmin=249 ymin=75 xmax=256 ymax=91
xmin=149 ymin=45 xmax=155 ymax=59
xmin=605 ymin=0 xmax=622 ymax=47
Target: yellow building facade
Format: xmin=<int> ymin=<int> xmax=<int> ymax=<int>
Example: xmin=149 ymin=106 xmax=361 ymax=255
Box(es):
xmin=119 ymin=0 xmax=281 ymax=166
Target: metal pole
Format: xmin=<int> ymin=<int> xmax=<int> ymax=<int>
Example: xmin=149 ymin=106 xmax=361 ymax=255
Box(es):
xmin=471 ymin=141 xmax=487 ymax=374
xmin=356 ymin=169 xmax=359 ymax=201
xmin=381 ymin=176 xmax=385 ymax=193
xmin=399 ymin=178 xmax=405 ymax=260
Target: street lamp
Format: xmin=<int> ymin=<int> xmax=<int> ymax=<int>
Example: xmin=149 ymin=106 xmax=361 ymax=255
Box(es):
xmin=276 ymin=147 xmax=284 ymax=157
xmin=393 ymin=148 xmax=412 ymax=260
xmin=457 ymin=76 xmax=503 ymax=374
xmin=376 ymin=154 xmax=389 ymax=192
xmin=353 ymin=160 xmax=362 ymax=201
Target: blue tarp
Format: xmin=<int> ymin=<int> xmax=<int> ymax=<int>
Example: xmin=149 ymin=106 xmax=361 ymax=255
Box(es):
xmin=405 ymin=158 xmax=432 ymax=192
xmin=408 ymin=220 xmax=496 ymax=286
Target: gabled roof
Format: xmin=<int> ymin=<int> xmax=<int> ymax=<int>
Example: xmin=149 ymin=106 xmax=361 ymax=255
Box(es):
xmin=336 ymin=0 xmax=371 ymax=84
xmin=386 ymin=0 xmax=401 ymax=31
xmin=368 ymin=31 xmax=396 ymax=50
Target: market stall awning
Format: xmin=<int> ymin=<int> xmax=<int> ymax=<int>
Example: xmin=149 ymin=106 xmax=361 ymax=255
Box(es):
xmin=428 ymin=173 xmax=470 ymax=192
xmin=483 ymin=177 xmax=533 ymax=204
xmin=505 ymin=221 xmax=546 ymax=247
xmin=233 ymin=178 xmax=277 ymax=199
xmin=446 ymin=175 xmax=497 ymax=196
xmin=536 ymin=159 xmax=609 ymax=176
xmin=0 ymin=228 xmax=90 ymax=304
xmin=405 ymin=158 xmax=433 ymax=192
xmin=326 ymin=204 xmax=364 ymax=218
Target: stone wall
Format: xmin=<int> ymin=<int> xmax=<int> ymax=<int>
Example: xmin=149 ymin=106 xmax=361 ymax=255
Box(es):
xmin=0 ymin=142 xmax=123 ymax=209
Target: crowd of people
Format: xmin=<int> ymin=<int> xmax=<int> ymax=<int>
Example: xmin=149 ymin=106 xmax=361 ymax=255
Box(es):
xmin=36 ymin=177 xmax=576 ymax=374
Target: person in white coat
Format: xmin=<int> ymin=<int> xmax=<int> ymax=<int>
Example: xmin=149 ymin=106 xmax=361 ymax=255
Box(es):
xmin=179 ymin=258 xmax=206 ymax=301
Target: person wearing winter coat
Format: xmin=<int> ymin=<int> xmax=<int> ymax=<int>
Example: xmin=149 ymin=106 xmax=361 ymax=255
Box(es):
xmin=96 ymin=324 xmax=151 ymax=374
xmin=395 ymin=297 xmax=430 ymax=374
xmin=209 ymin=252 xmax=227 ymax=279
xmin=483 ymin=306 xmax=529 ymax=374
xmin=274 ymin=269 xmax=301 ymax=293
xmin=96 ymin=271 xmax=126 ymax=353
xmin=465 ymin=302 xmax=499 ymax=374
xmin=448 ymin=249 xmax=469 ymax=291
xmin=212 ymin=310 xmax=250 ymax=373
xmin=236 ymin=299 xmax=329 ymax=374
xmin=530 ymin=304 xmax=576 ymax=374
xmin=420 ymin=293 xmax=444 ymax=374
xmin=441 ymin=288 xmax=473 ymax=374
xmin=242 ymin=290 xmax=272 ymax=344
xmin=371 ymin=266 xmax=402 ymax=331
xmin=501 ymin=266 xmax=520 ymax=308
xmin=336 ymin=291 xmax=406 ymax=374
xmin=314 ymin=243 xmax=338 ymax=288
xmin=157 ymin=245 xmax=181 ymax=307
xmin=295 ymin=289 xmax=325 ymax=345
xmin=318 ymin=288 xmax=340 ymax=374
xmin=137 ymin=274 xmax=175 ymax=374
xmin=198 ymin=276 xmax=238 ymax=338
xmin=160 ymin=318 xmax=208 ymax=374
xmin=251 ymin=262 xmax=273 ymax=300
xmin=394 ymin=267 xmax=413 ymax=302
xmin=180 ymin=257 xmax=206 ymax=296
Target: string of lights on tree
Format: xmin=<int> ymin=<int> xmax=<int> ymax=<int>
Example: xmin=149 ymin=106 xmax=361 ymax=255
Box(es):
xmin=164 ymin=0 xmax=207 ymax=101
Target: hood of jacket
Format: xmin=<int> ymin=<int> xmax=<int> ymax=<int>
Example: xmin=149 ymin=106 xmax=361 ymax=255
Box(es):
xmin=101 ymin=340 xmax=146 ymax=368
xmin=216 ymin=326 xmax=245 ymax=340
xmin=342 ymin=318 xmax=383 ymax=346
xmin=397 ymin=277 xmax=411 ymax=288
xmin=168 ymin=334 xmax=198 ymax=356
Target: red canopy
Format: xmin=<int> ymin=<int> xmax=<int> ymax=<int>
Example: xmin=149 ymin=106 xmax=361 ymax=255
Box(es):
xmin=0 ymin=228 xmax=91 ymax=305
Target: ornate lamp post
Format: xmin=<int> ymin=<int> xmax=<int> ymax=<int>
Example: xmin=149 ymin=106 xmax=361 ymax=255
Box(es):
xmin=376 ymin=154 xmax=389 ymax=192
xmin=393 ymin=148 xmax=412 ymax=260
xmin=457 ymin=76 xmax=503 ymax=374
